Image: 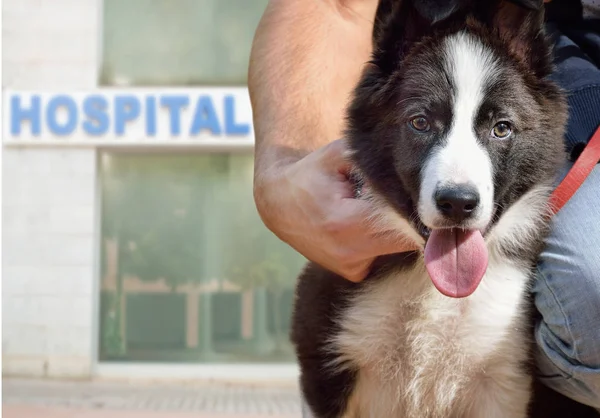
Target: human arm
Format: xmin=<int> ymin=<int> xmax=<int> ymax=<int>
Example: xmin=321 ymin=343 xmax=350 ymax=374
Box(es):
xmin=248 ymin=0 xmax=418 ymax=282
xmin=249 ymin=0 xmax=377 ymax=168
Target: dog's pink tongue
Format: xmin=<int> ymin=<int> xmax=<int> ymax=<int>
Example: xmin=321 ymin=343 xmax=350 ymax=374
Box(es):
xmin=424 ymin=229 xmax=488 ymax=298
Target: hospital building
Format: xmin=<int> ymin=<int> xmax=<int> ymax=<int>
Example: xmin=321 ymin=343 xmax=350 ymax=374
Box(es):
xmin=2 ymin=0 xmax=306 ymax=382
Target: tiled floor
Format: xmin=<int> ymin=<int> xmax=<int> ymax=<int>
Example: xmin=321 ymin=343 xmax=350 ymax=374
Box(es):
xmin=2 ymin=378 xmax=302 ymax=418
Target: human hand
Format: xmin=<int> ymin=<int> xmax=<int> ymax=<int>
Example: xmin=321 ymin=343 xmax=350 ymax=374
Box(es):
xmin=254 ymin=139 xmax=419 ymax=283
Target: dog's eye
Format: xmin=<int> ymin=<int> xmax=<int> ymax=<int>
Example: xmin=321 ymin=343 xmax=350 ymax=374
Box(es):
xmin=410 ymin=117 xmax=430 ymax=132
xmin=491 ymin=122 xmax=512 ymax=139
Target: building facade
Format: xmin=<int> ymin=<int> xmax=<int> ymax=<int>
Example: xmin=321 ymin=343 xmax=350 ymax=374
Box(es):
xmin=2 ymin=0 xmax=306 ymax=381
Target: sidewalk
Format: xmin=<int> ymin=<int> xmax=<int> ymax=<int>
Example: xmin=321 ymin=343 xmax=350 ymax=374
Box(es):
xmin=2 ymin=406 xmax=300 ymax=418
xmin=2 ymin=378 xmax=302 ymax=418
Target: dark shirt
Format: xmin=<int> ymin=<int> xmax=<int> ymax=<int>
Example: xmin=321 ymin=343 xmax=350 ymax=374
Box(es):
xmin=545 ymin=0 xmax=600 ymax=158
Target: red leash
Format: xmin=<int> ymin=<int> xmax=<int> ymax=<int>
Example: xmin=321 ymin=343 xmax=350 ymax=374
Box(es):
xmin=549 ymin=125 xmax=600 ymax=215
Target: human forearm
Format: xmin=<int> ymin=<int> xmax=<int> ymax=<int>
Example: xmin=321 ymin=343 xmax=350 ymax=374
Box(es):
xmin=247 ymin=1 xmax=419 ymax=281
xmin=248 ymin=0 xmax=377 ymax=180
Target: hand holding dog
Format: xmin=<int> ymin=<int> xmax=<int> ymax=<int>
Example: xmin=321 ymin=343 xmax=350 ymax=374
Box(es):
xmin=254 ymin=139 xmax=419 ymax=283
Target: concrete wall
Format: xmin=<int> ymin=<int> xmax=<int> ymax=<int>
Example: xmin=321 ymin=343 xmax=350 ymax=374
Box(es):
xmin=2 ymin=0 xmax=101 ymax=377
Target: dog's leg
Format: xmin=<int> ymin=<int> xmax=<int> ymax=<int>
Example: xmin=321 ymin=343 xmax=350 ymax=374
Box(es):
xmin=291 ymin=263 xmax=360 ymax=418
xmin=297 ymin=355 xmax=357 ymax=418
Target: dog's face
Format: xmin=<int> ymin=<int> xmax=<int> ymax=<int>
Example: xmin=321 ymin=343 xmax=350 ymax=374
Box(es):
xmin=347 ymin=0 xmax=567 ymax=240
xmin=346 ymin=0 xmax=568 ymax=296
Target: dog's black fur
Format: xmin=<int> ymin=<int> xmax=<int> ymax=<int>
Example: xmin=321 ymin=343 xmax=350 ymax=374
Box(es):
xmin=291 ymin=1 xmax=599 ymax=417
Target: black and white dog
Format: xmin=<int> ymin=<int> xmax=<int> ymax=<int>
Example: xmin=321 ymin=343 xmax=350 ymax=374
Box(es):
xmin=291 ymin=0 xmax=599 ymax=417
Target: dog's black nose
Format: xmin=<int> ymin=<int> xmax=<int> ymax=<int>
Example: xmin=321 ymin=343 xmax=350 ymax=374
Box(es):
xmin=435 ymin=185 xmax=480 ymax=222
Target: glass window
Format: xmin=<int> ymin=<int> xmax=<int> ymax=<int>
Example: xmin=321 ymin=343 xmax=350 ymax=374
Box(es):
xmin=98 ymin=152 xmax=307 ymax=363
xmin=101 ymin=0 xmax=269 ymax=86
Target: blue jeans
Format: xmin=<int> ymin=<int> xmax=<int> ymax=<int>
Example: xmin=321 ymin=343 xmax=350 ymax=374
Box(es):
xmin=534 ymin=162 xmax=600 ymax=409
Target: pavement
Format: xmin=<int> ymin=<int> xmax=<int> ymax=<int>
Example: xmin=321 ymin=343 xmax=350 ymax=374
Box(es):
xmin=2 ymin=378 xmax=303 ymax=418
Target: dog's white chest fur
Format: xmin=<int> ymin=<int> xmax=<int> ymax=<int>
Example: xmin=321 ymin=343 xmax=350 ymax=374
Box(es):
xmin=332 ymin=253 xmax=533 ymax=418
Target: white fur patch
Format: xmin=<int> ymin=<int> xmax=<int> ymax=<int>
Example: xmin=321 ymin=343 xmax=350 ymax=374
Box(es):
xmin=486 ymin=185 xmax=553 ymax=256
xmin=348 ymin=164 xmax=426 ymax=249
xmin=333 ymin=248 xmax=534 ymax=417
xmin=364 ymin=182 xmax=426 ymax=249
xmin=419 ymin=32 xmax=497 ymax=230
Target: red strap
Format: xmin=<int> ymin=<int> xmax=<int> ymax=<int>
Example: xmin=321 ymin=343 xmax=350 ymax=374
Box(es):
xmin=549 ymin=125 xmax=600 ymax=215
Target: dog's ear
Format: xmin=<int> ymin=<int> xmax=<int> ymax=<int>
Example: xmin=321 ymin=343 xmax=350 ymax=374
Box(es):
xmin=372 ymin=0 xmax=458 ymax=73
xmin=413 ymin=0 xmax=464 ymax=24
xmin=486 ymin=0 xmax=552 ymax=77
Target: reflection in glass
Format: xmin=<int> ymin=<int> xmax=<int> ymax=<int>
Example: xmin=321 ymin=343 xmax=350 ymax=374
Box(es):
xmin=99 ymin=152 xmax=306 ymax=363
xmin=101 ymin=0 xmax=269 ymax=85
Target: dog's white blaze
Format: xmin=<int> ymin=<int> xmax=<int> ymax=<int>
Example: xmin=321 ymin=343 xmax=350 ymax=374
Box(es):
xmin=419 ymin=32 xmax=496 ymax=229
